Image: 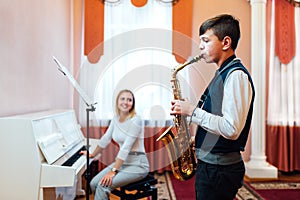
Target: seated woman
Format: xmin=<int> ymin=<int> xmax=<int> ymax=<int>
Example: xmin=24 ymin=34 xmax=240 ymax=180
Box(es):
xmin=81 ymin=89 xmax=149 ymax=200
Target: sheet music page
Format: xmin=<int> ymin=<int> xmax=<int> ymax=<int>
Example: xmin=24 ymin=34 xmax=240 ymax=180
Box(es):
xmin=53 ymin=56 xmax=95 ymax=107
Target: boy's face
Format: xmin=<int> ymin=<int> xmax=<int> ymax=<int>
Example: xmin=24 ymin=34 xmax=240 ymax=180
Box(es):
xmin=199 ymin=29 xmax=224 ymax=65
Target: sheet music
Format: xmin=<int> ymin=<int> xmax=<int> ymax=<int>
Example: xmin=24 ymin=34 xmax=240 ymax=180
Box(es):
xmin=53 ymin=56 xmax=95 ymax=107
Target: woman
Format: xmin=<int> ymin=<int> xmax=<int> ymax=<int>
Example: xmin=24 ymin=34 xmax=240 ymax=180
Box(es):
xmin=81 ymin=89 xmax=149 ymax=200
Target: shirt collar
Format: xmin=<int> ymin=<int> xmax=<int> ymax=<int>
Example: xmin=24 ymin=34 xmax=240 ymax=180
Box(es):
xmin=219 ymin=55 xmax=236 ymax=71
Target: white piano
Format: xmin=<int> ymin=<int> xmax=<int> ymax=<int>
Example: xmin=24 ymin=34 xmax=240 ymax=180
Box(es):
xmin=0 ymin=109 xmax=97 ymax=200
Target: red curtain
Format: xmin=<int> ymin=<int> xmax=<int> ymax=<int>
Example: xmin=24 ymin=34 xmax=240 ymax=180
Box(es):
xmin=265 ymin=0 xmax=298 ymax=172
xmin=172 ymin=0 xmax=193 ymax=63
xmin=84 ymin=0 xmax=104 ymax=63
xmin=266 ymin=125 xmax=300 ymax=172
xmin=84 ymin=0 xmax=194 ymax=63
xmin=275 ymin=0 xmax=295 ymax=64
xmin=82 ymin=0 xmax=194 ymax=172
xmin=131 ymin=0 xmax=148 ymax=7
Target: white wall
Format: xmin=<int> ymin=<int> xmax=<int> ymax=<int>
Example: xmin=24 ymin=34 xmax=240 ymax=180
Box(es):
xmin=0 ymin=0 xmax=83 ymax=117
xmin=0 ymin=0 xmax=251 ymax=118
xmin=190 ymin=0 xmax=251 ymax=98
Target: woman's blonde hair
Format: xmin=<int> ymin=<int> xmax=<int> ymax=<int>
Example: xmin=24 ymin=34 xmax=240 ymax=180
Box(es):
xmin=115 ymin=89 xmax=136 ymax=119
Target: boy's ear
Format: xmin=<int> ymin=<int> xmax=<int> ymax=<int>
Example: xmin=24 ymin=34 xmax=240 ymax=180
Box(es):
xmin=222 ymin=36 xmax=232 ymax=50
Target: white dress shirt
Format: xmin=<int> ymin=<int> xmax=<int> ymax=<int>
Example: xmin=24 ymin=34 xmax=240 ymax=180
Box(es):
xmin=191 ymin=70 xmax=253 ymax=140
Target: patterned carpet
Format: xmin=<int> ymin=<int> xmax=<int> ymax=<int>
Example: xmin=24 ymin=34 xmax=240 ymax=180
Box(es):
xmin=155 ymin=172 xmax=300 ymax=200
xmin=235 ymin=183 xmax=263 ymax=200
xmin=238 ymin=181 xmax=300 ymax=200
xmin=76 ymin=172 xmax=300 ymax=200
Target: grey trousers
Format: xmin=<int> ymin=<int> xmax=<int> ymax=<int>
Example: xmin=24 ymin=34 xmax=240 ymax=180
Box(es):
xmin=90 ymin=154 xmax=149 ymax=200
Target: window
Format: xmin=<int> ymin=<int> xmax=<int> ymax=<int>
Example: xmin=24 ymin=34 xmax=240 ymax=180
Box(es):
xmin=79 ymin=0 xmax=190 ymax=126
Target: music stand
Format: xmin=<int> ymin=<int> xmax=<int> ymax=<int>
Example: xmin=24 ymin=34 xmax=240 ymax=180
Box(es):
xmin=53 ymin=56 xmax=96 ymax=200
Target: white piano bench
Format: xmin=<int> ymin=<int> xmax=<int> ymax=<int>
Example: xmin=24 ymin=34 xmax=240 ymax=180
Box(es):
xmin=111 ymin=174 xmax=158 ymax=200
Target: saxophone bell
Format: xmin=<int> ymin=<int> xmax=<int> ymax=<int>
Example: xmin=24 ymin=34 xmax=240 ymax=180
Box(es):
xmin=156 ymin=125 xmax=196 ymax=181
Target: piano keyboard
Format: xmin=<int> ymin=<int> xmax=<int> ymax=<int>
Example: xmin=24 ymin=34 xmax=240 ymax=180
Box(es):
xmin=62 ymin=146 xmax=87 ymax=167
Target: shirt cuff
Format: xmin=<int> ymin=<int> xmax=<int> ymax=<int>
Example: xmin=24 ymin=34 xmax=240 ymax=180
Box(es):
xmin=190 ymin=108 xmax=205 ymax=125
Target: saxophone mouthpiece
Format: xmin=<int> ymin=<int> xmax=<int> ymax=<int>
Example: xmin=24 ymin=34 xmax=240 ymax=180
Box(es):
xmin=190 ymin=54 xmax=202 ymax=64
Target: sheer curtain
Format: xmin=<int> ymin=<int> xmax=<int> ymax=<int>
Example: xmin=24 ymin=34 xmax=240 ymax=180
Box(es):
xmin=266 ymin=1 xmax=300 ymax=171
xmin=267 ymin=2 xmax=300 ymax=126
xmin=79 ymin=0 xmax=193 ymax=172
xmin=78 ymin=0 xmax=192 ymax=126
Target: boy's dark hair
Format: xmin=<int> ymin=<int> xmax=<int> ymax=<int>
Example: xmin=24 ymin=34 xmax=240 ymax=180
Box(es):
xmin=199 ymin=14 xmax=240 ymax=50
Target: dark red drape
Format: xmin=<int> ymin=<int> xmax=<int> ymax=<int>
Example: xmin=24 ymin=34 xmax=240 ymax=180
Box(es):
xmin=266 ymin=125 xmax=300 ymax=172
xmin=275 ymin=0 xmax=295 ymax=64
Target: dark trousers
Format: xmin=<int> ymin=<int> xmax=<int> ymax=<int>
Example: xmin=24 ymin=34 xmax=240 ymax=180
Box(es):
xmin=195 ymin=159 xmax=245 ymax=200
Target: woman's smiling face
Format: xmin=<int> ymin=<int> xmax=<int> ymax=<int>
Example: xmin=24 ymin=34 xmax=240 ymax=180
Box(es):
xmin=117 ymin=91 xmax=134 ymax=115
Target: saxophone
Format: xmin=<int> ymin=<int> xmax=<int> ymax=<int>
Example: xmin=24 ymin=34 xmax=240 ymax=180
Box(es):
xmin=157 ymin=55 xmax=201 ymax=181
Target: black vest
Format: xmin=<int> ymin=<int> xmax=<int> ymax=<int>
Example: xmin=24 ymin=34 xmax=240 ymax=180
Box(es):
xmin=195 ymin=57 xmax=255 ymax=153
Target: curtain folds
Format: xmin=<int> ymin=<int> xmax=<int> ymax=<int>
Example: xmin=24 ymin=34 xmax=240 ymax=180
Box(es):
xmin=81 ymin=0 xmax=194 ymax=174
xmin=84 ymin=0 xmax=104 ymax=62
xmin=286 ymin=0 xmax=300 ymax=7
xmin=83 ymin=0 xmax=194 ymax=63
xmin=79 ymin=0 xmax=195 ymax=125
xmin=275 ymin=0 xmax=295 ymax=64
xmin=172 ymin=0 xmax=193 ymax=63
xmin=266 ymin=1 xmax=300 ymax=172
xmin=266 ymin=125 xmax=300 ymax=172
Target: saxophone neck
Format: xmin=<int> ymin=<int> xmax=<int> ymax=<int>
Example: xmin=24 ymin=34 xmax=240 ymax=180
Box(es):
xmin=173 ymin=55 xmax=202 ymax=75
